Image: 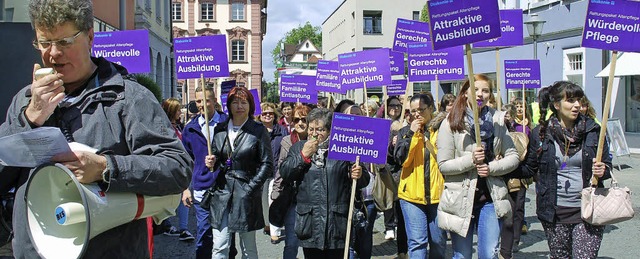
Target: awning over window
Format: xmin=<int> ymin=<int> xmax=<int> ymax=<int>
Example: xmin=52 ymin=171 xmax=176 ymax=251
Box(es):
xmin=596 ymin=52 xmax=640 ymax=78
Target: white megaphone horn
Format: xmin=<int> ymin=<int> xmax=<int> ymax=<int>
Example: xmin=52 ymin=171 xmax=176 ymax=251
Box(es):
xmin=25 ymin=163 xmax=180 ymax=259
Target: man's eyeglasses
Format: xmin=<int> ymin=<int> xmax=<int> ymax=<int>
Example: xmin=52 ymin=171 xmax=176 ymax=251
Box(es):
xmin=308 ymin=127 xmax=326 ymax=133
xmin=293 ymin=117 xmax=306 ymax=124
xmin=261 ymin=112 xmax=274 ymax=117
xmin=32 ymin=31 xmax=83 ymax=50
xmin=410 ymin=107 xmax=428 ymax=114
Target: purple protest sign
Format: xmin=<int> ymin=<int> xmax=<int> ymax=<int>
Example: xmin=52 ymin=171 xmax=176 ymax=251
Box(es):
xmin=174 ymin=35 xmax=230 ymax=79
xmin=474 ymin=9 xmax=524 ymax=48
xmin=316 ymin=60 xmax=344 ymax=93
xmin=338 ymin=48 xmax=392 ymax=90
xmin=407 ymin=41 xmax=465 ymax=82
xmin=280 ymin=74 xmax=318 ymax=104
xmin=221 ymin=80 xmax=236 ymax=95
xmin=428 ymin=0 xmax=501 ymax=50
xmin=328 ymin=114 xmax=391 ymax=164
xmin=249 ymin=89 xmax=262 ymax=116
xmin=582 ymin=0 xmax=640 ymax=52
xmin=93 ymin=30 xmax=150 ymax=73
xmin=504 ymin=60 xmax=541 ymax=89
xmin=393 ymin=18 xmax=431 ymax=53
xmin=387 ymin=79 xmax=408 ymax=96
xmin=389 ymin=50 xmax=405 ymax=76
xmin=220 ymin=87 xmax=262 ymax=115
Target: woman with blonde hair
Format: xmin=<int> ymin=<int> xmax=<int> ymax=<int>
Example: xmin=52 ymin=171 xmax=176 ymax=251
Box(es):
xmin=437 ymin=74 xmax=520 ymax=258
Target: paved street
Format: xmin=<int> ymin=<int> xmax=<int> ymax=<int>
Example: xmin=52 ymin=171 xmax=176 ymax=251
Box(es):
xmin=154 ymin=153 xmax=640 ymax=258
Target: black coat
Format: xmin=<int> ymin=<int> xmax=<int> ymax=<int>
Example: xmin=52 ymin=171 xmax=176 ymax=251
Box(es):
xmin=279 ymin=140 xmax=369 ymax=250
xmin=209 ymin=119 xmax=273 ymax=232
xmin=522 ymin=117 xmax=612 ymax=223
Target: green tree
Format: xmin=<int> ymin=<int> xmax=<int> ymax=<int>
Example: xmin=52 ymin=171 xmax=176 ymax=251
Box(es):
xmin=270 ymin=21 xmax=322 ymax=70
xmin=132 ymin=74 xmax=163 ymax=103
xmin=261 ymin=80 xmax=279 ymax=103
xmin=421 ymin=3 xmax=430 ymax=23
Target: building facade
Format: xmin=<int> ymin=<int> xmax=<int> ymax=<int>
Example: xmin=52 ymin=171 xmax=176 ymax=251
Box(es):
xmin=321 ymin=0 xmax=426 ymax=103
xmin=172 ymin=0 xmax=267 ymax=103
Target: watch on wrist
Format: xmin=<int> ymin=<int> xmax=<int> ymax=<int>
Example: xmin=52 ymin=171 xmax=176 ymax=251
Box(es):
xmin=102 ymin=167 xmax=111 ymax=183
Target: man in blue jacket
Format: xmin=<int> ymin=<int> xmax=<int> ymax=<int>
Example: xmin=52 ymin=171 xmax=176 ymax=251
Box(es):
xmin=182 ymin=85 xmax=228 ymax=259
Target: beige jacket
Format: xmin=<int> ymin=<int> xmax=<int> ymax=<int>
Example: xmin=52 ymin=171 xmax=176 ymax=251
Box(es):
xmin=435 ymin=110 xmax=520 ymax=237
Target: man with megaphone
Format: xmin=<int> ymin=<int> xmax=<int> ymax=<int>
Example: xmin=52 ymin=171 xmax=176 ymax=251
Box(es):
xmin=0 ymin=0 xmax=193 ymax=258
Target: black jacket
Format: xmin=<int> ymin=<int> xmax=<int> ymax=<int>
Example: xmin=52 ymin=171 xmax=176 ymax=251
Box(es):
xmin=280 ymin=140 xmax=369 ymax=250
xmin=522 ymin=117 xmax=612 ymax=223
xmin=209 ymin=119 xmax=273 ymax=232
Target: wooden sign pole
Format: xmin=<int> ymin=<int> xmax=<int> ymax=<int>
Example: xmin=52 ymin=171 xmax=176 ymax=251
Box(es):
xmin=344 ymin=156 xmax=361 ymax=259
xmin=593 ymin=51 xmax=618 ymax=185
xmin=465 ymin=44 xmax=482 ymax=145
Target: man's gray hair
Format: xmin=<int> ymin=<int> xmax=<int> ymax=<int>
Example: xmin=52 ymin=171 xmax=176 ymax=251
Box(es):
xmin=306 ymin=108 xmax=333 ymax=130
xmin=29 ymin=0 xmax=94 ymax=32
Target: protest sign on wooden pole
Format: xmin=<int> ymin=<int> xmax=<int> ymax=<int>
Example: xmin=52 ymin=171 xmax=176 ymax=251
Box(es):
xmin=200 ymin=74 xmax=213 ymax=159
xmin=593 ymin=51 xmax=618 ymax=185
xmin=465 ymin=44 xmax=482 ymax=145
xmin=344 ymin=155 xmax=360 ymax=259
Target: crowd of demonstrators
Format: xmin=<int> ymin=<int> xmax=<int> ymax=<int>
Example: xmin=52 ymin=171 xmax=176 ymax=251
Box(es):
xmin=271 ymin=104 xmax=312 ymax=259
xmin=160 ymin=98 xmax=196 ymax=242
xmin=1 ymin=5 xmax=618 ymax=256
xmin=204 ymin=87 xmax=273 ymax=258
xmin=394 ymin=93 xmax=448 ymax=258
xmin=522 ymin=81 xmax=611 ymax=259
xmin=437 ymin=74 xmax=520 ymax=258
xmin=279 ymin=108 xmax=368 ymax=258
xmin=278 ymin=102 xmax=295 ymax=133
xmin=257 ymin=102 xmax=289 ymax=244
xmin=182 ymin=86 xmax=230 ymax=259
xmin=499 ymin=102 xmax=532 ymax=259
xmin=0 ymin=0 xmax=193 ymax=258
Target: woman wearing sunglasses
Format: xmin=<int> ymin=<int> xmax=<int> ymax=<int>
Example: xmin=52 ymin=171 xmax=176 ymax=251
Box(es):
xmin=271 ymin=104 xmax=312 ymax=259
xmin=258 ymin=102 xmax=289 ymax=244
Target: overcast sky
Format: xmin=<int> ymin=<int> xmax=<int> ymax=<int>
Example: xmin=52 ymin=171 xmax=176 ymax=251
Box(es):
xmin=262 ymin=0 xmax=344 ymax=82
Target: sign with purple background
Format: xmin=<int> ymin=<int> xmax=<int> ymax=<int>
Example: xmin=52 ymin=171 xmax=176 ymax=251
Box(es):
xmin=280 ymin=74 xmax=318 ymax=104
xmin=338 ymin=48 xmax=392 ymax=90
xmin=428 ymin=0 xmax=501 ymax=50
xmin=393 ymin=18 xmax=431 ymax=53
xmin=504 ymin=60 xmax=541 ymax=89
xmin=174 ymin=35 xmax=230 ymax=79
xmin=474 ymin=9 xmax=524 ymax=48
xmin=220 ymin=87 xmax=262 ymax=115
xmin=328 ymin=114 xmax=391 ymax=164
xmin=407 ymin=41 xmax=465 ymax=82
xmin=316 ymin=60 xmax=344 ymax=93
xmin=387 ymin=79 xmax=408 ymax=96
xmin=581 ymin=0 xmax=640 ymax=52
xmin=221 ymin=80 xmax=236 ymax=95
xmin=389 ymin=50 xmax=405 ymax=76
xmin=93 ymin=30 xmax=150 ymax=73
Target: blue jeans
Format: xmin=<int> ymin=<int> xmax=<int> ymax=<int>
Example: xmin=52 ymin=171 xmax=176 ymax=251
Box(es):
xmin=451 ymin=202 xmax=502 ymax=259
xmin=283 ymin=201 xmax=300 ymax=259
xmin=194 ymin=200 xmax=213 ymax=259
xmin=177 ymin=198 xmax=189 ymax=230
xmin=349 ymin=200 xmax=377 ymax=259
xmin=212 ymin=208 xmax=258 ymax=259
xmin=399 ymin=200 xmax=446 ymax=259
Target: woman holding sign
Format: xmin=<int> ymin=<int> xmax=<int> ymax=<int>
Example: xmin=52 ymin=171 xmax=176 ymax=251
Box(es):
xmin=279 ymin=108 xmax=369 ymax=258
xmin=204 ymin=87 xmax=273 ymax=259
xmin=522 ymin=81 xmax=611 ymax=259
xmin=394 ymin=93 xmax=447 ymax=259
xmin=437 ymin=74 xmax=520 ymax=259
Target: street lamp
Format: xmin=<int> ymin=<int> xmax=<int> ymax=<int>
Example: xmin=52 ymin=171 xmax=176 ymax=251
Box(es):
xmin=524 ymin=13 xmax=546 ymax=59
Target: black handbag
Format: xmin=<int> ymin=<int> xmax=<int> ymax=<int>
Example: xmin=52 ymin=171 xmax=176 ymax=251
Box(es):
xmin=200 ymin=188 xmax=214 ymax=211
xmin=269 ymin=183 xmax=295 ymax=227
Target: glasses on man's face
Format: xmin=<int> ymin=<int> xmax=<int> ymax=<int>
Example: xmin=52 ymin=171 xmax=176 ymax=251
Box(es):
xmin=261 ymin=112 xmax=274 ymax=117
xmin=32 ymin=31 xmax=83 ymax=50
xmin=308 ymin=127 xmax=326 ymax=133
xmin=410 ymin=107 xmax=428 ymax=114
xmin=293 ymin=117 xmax=306 ymax=124
xmin=389 ymin=104 xmax=402 ymax=109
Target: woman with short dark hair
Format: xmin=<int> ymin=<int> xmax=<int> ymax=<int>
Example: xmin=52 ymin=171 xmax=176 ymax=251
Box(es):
xmin=280 ymin=108 xmax=369 ymax=258
xmin=205 ymin=87 xmax=273 ymax=258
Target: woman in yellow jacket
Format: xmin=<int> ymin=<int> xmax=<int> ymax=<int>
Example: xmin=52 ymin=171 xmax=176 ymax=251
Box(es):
xmin=393 ymin=93 xmax=447 ymax=258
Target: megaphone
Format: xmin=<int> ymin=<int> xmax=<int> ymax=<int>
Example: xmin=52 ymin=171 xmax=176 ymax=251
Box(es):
xmin=25 ymin=163 xmax=180 ymax=259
